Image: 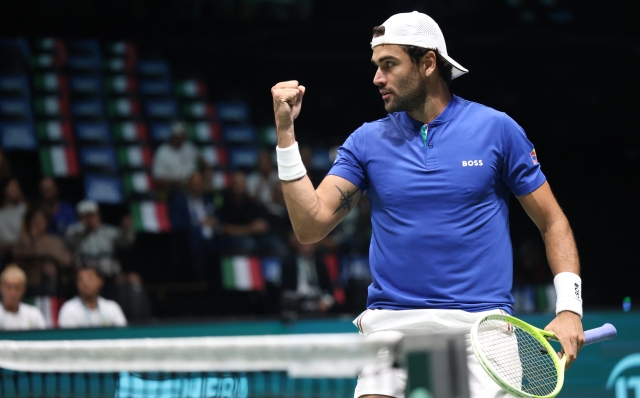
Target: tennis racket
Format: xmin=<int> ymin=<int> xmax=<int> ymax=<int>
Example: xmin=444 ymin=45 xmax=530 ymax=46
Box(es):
xmin=470 ymin=314 xmax=616 ymax=398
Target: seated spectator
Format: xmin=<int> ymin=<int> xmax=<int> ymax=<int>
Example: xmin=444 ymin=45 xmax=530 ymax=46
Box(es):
xmin=152 ymin=121 xmax=205 ymax=194
xmin=0 ymin=149 xmax=12 ymax=189
xmin=39 ymin=177 xmax=77 ymax=237
xmin=65 ymin=200 xmax=135 ymax=299
xmin=0 ymin=178 xmax=27 ymax=254
xmin=169 ymin=171 xmax=219 ymax=280
xmin=281 ymin=232 xmax=334 ymax=314
xmin=0 ymin=264 xmax=46 ymax=330
xmin=219 ymin=171 xmax=284 ymax=255
xmin=246 ymin=150 xmax=279 ymax=212
xmin=58 ymin=267 xmax=127 ymax=328
xmin=13 ymin=208 xmax=72 ymax=295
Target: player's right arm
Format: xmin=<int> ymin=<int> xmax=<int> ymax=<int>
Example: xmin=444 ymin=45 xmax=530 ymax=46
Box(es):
xmin=272 ymin=81 xmax=362 ymax=243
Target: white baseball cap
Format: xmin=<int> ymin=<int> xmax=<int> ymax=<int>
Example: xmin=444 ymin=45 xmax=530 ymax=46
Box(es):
xmin=371 ymin=11 xmax=468 ymax=80
xmin=77 ymin=200 xmax=99 ymax=215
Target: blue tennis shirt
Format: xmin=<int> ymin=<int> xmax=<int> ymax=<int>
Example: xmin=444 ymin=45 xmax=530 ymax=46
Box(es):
xmin=328 ymin=95 xmax=546 ymax=314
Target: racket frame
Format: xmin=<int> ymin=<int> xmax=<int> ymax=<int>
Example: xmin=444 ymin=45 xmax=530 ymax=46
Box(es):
xmin=470 ymin=314 xmax=566 ymax=398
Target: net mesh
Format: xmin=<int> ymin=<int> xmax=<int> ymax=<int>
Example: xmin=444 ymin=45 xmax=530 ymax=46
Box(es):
xmin=475 ymin=318 xmax=559 ymax=397
xmin=0 ymin=333 xmax=398 ymax=398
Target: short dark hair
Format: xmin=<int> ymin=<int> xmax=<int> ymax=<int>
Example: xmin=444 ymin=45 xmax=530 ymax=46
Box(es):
xmin=372 ymin=25 xmax=453 ymax=86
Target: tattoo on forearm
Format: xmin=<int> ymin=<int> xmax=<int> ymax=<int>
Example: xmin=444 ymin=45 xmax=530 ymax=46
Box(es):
xmin=332 ymin=186 xmax=359 ymax=215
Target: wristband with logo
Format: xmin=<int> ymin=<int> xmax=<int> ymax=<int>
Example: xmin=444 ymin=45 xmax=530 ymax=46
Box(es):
xmin=554 ymin=272 xmax=583 ymax=318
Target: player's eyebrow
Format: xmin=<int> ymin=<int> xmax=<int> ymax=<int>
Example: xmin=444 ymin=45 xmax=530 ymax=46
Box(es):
xmin=371 ymin=56 xmax=398 ymax=65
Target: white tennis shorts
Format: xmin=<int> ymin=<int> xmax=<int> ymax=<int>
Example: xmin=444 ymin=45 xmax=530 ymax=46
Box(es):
xmin=353 ymin=308 xmax=513 ymax=398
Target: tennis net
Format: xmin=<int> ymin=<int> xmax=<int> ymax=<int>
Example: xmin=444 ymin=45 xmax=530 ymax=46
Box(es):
xmin=0 ymin=333 xmax=400 ymax=398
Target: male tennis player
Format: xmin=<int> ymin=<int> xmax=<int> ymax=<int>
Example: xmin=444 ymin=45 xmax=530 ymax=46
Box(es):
xmin=271 ymin=11 xmax=584 ymax=398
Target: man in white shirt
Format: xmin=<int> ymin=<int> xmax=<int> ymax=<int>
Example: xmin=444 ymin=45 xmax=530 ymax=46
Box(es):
xmin=58 ymin=267 xmax=127 ymax=328
xmin=0 ymin=264 xmax=46 ymax=330
xmin=152 ymin=121 xmax=202 ymax=191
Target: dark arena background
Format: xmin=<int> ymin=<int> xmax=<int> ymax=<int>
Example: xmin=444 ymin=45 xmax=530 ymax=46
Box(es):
xmin=0 ymin=1 xmax=638 ymax=397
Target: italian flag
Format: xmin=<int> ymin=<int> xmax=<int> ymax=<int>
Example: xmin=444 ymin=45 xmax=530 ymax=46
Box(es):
xmin=24 ymin=296 xmax=61 ymax=328
xmin=175 ymin=80 xmax=207 ymax=97
xmin=105 ymin=75 xmax=137 ymax=94
xmin=37 ymin=121 xmax=73 ymax=143
xmin=130 ymin=201 xmax=171 ymax=233
xmin=40 ymin=146 xmax=79 ymax=177
xmin=108 ymin=98 xmax=140 ymax=117
xmin=123 ymin=172 xmax=153 ymax=195
xmin=187 ymin=122 xmax=220 ymax=143
xmin=35 ymin=96 xmax=69 ymax=116
xmin=104 ymin=58 xmax=135 ymax=73
xmin=200 ymin=146 xmax=227 ymax=168
xmin=113 ymin=122 xmax=147 ymax=143
xmin=33 ymin=73 xmax=68 ymax=92
xmin=211 ymin=171 xmax=230 ymax=190
xmin=222 ymin=256 xmax=264 ymax=291
xmin=118 ymin=146 xmax=152 ymax=168
xmin=182 ymin=102 xmax=215 ymax=118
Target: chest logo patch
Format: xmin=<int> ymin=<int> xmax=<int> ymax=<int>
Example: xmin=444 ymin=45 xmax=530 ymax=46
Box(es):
xmin=462 ymin=160 xmax=483 ymax=166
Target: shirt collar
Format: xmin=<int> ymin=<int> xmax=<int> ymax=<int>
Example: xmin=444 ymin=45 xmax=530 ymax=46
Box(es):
xmin=396 ymin=94 xmax=462 ymax=138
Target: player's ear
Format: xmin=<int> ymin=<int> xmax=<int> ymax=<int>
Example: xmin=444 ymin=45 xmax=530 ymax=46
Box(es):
xmin=423 ymin=51 xmax=437 ymax=78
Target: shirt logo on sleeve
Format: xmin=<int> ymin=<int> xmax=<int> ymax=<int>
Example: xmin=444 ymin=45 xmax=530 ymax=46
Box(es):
xmin=530 ymin=149 xmax=539 ymax=165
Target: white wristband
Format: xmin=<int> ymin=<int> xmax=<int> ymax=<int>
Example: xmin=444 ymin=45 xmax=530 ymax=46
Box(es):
xmin=276 ymin=142 xmax=307 ymax=181
xmin=554 ymin=272 xmax=583 ymax=318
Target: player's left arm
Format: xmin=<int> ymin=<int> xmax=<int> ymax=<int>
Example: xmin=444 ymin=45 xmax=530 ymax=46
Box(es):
xmin=517 ymin=181 xmax=585 ymax=369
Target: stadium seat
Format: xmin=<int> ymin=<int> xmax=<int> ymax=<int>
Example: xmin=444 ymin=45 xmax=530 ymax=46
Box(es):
xmin=32 ymin=73 xmax=69 ymax=93
xmin=0 ymin=97 xmax=32 ymax=119
xmin=222 ymin=125 xmax=256 ymax=145
xmin=104 ymin=41 xmax=137 ymax=65
xmin=67 ymin=40 xmax=101 ymax=71
xmin=84 ymin=173 xmax=124 ymax=204
xmin=137 ymin=59 xmax=171 ymax=78
xmin=144 ymin=99 xmax=178 ymax=119
xmin=217 ymin=102 xmax=250 ymax=123
xmin=174 ymin=79 xmax=207 ymax=98
xmin=79 ymin=146 xmax=118 ymax=172
xmin=140 ymin=79 xmax=173 ymax=97
xmin=149 ymin=121 xmax=172 ymax=144
xmin=103 ymin=57 xmax=136 ymax=73
xmin=181 ymin=101 xmax=215 ymax=119
xmin=0 ymin=74 xmax=30 ymax=96
xmin=75 ymin=121 xmax=111 ymax=144
xmin=30 ymin=37 xmax=67 ymax=70
xmin=0 ymin=122 xmax=37 ymax=151
xmin=228 ymin=147 xmax=259 ymax=169
xmin=69 ymin=75 xmax=102 ymax=95
xmin=71 ymin=98 xmax=104 ymax=119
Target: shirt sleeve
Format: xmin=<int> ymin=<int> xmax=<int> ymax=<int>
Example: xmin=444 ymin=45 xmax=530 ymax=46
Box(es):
xmin=31 ymin=308 xmax=47 ymax=329
xmin=501 ymin=114 xmax=547 ymax=196
xmin=57 ymin=302 xmax=77 ymax=328
xmin=327 ymin=127 xmax=368 ymax=191
xmin=152 ymin=146 xmax=168 ymax=178
xmin=109 ymin=302 xmax=128 ymax=327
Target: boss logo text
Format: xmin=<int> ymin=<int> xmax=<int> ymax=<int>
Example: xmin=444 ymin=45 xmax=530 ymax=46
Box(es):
xmin=462 ymin=160 xmax=483 ymax=166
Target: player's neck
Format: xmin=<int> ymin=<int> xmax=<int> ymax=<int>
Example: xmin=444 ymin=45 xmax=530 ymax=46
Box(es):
xmin=2 ymin=301 xmax=19 ymax=313
xmin=407 ymin=83 xmax=452 ymax=124
xmin=81 ymin=296 xmax=99 ymax=310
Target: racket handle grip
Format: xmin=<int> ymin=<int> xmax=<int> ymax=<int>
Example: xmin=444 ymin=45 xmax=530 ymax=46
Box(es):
xmin=584 ymin=323 xmax=617 ymax=345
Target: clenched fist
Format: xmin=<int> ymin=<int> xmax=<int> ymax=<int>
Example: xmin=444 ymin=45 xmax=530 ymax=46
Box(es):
xmin=271 ymin=80 xmax=305 ymax=133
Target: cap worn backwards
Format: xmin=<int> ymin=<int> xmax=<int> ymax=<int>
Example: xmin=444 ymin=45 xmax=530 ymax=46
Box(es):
xmin=371 ymin=11 xmax=469 ymax=80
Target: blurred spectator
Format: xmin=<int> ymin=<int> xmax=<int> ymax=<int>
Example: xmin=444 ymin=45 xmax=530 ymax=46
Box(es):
xmin=300 ymin=145 xmax=326 ymax=187
xmin=264 ymin=184 xmax=291 ymax=244
xmin=246 ymin=150 xmax=279 ymax=211
xmin=0 ymin=264 xmax=46 ymax=330
xmin=0 ymin=149 xmax=12 ymax=189
xmin=170 ymin=171 xmax=219 ymax=280
xmin=281 ymin=232 xmax=334 ymax=314
xmin=58 ymin=267 xmax=127 ymax=328
xmin=0 ymin=178 xmax=27 ymax=254
xmin=12 ymin=208 xmax=72 ymax=295
xmin=219 ymin=171 xmax=284 ymax=255
xmin=152 ymin=121 xmax=204 ymax=193
xmin=39 ymin=177 xmax=77 ymax=237
xmin=65 ymin=200 xmax=135 ymax=298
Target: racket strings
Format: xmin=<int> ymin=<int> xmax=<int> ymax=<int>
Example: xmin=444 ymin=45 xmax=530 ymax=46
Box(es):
xmin=476 ymin=319 xmax=559 ymax=396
